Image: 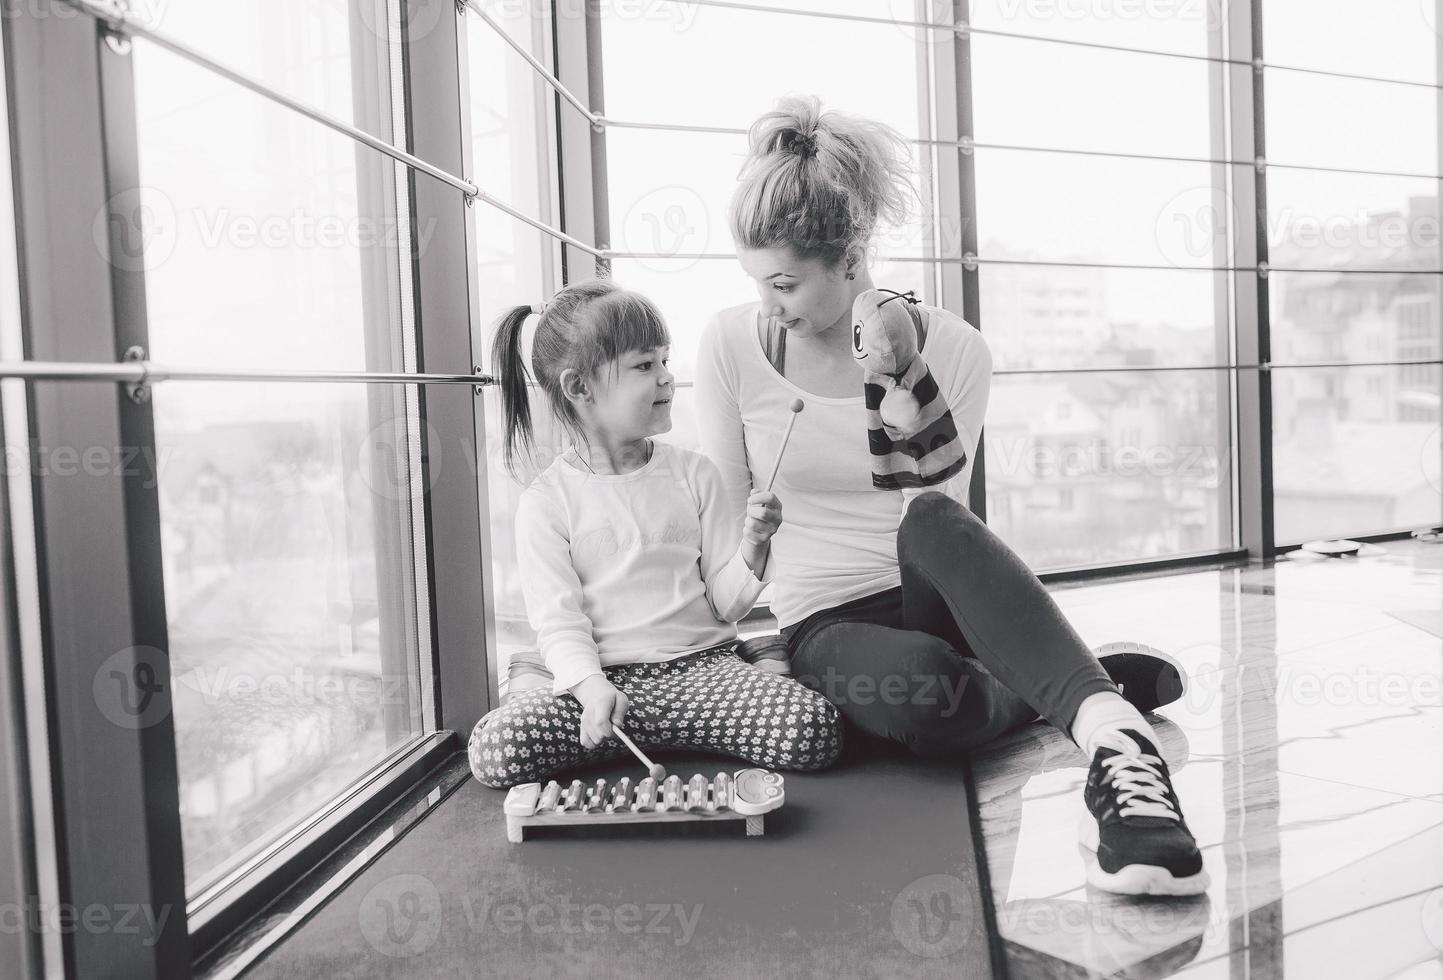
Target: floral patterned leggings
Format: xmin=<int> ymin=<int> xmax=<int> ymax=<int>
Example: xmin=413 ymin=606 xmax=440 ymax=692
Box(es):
xmin=468 ymin=648 xmax=844 ymax=789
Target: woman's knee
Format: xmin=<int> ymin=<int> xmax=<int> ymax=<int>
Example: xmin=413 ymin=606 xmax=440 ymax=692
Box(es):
xmin=900 ymin=491 xmax=982 ymax=544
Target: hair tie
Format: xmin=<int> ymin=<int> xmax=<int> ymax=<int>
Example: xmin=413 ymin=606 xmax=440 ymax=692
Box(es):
xmin=787 ymin=132 xmax=818 ymax=158
xmin=531 ymin=303 xmax=546 ymax=317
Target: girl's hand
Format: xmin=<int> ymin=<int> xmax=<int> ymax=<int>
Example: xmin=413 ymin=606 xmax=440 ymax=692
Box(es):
xmin=571 ymin=674 xmax=629 ymax=749
xmin=742 ymin=490 xmax=783 ymax=548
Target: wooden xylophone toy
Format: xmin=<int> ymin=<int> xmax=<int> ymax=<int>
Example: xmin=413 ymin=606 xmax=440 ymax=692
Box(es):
xmin=502 ymin=768 xmax=785 ymax=843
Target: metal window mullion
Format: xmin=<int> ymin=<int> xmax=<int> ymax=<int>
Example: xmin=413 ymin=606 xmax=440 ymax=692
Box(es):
xmin=953 ymin=0 xmax=986 ymax=522
xmin=553 ymin=0 xmax=609 ymax=281
xmin=1433 ymin=0 xmax=1443 ymax=529
xmin=1232 ymin=0 xmax=1273 ymax=559
xmin=411 ymin=2 xmax=495 ymax=734
xmin=7 ymin=7 xmax=190 ymax=978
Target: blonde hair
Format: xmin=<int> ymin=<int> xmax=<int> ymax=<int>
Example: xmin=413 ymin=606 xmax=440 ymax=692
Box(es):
xmin=729 ymin=95 xmax=914 ymax=267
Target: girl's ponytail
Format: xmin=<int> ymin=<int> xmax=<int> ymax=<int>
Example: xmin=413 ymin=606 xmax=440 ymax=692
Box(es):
xmin=492 ymin=305 xmax=537 ymax=475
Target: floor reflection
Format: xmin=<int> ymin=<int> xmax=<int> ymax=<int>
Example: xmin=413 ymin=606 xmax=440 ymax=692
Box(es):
xmin=972 ymin=540 xmax=1443 ymax=979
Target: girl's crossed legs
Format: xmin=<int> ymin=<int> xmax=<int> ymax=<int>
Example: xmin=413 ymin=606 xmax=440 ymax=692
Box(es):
xmin=468 ymin=648 xmax=844 ymax=788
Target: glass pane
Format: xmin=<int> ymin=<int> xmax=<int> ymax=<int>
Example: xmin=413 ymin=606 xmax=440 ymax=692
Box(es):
xmin=1264 ymin=0 xmax=1439 ymax=86
xmin=156 ymin=383 xmax=427 ymax=892
xmin=598 ymin=0 xmax=929 ymax=136
xmin=134 ymin=40 xmax=401 ymax=372
xmin=976 ymin=149 xmax=1231 ymax=267
xmin=969 ymin=0 xmax=1217 ymax=59
xmin=1271 ymin=272 xmax=1440 ymax=366
xmin=1267 ymin=171 xmax=1440 ymax=272
xmin=606 ymin=129 xmax=939 ymax=262
xmin=985 ymin=370 xmax=1232 ymax=569
xmin=981 ymin=265 xmax=1227 ymax=371
xmin=1273 ymin=365 xmax=1442 ymax=542
xmin=468 ymin=4 xmax=554 ymax=345
xmin=133 ymin=36 xmax=428 ymax=894
xmin=144 ymin=0 xmax=396 ymax=137
xmin=974 ymin=34 xmax=1215 ymax=160
xmin=1265 ymin=70 xmax=1438 ymax=176
xmin=607 ymin=257 xmax=930 ymax=380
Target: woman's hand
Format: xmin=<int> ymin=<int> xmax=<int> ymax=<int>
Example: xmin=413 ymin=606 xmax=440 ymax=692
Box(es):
xmin=741 ymin=489 xmax=783 ymax=576
xmin=570 ymin=674 xmax=629 ymax=749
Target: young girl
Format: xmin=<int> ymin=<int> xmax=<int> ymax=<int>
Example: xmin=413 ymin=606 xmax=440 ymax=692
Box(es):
xmin=468 ymin=279 xmax=843 ymax=789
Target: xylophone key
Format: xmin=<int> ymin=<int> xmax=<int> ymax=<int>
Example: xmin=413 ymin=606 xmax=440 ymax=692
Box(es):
xmin=686 ymin=774 xmax=708 ymax=812
xmin=587 ymin=779 xmax=609 ymax=813
xmin=562 ymin=779 xmax=584 ymax=812
xmin=539 ymin=781 xmax=562 ymax=813
xmin=632 ymin=777 xmax=657 ymax=812
xmin=609 ymin=777 xmax=632 ymax=813
xmin=661 ymin=775 xmax=683 ymax=812
xmin=708 ymin=772 xmax=730 ymax=812
xmin=707 ymin=773 xmax=727 ymax=814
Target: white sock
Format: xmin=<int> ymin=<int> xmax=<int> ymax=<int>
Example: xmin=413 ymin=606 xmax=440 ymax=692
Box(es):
xmin=1070 ymin=692 xmax=1157 ymax=758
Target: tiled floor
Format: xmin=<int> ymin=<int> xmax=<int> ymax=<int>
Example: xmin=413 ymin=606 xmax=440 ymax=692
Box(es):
xmin=970 ymin=540 xmax=1443 ymax=979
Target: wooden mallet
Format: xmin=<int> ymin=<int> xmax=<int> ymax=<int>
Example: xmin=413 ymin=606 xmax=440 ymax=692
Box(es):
xmin=613 ymin=725 xmax=666 ymax=782
xmin=758 ymin=398 xmax=804 ymax=578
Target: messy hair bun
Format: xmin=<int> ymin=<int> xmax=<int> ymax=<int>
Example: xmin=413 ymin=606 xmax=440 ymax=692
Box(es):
xmin=729 ymin=95 xmax=914 ymax=266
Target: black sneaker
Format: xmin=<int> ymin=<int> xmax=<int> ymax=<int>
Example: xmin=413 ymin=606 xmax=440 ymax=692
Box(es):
xmin=1080 ymin=728 xmax=1210 ymax=896
xmin=1093 ymin=641 xmax=1186 ymax=715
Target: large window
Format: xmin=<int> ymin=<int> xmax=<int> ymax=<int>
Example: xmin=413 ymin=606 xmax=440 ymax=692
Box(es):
xmin=1263 ymin=0 xmax=1443 ymax=543
xmin=130 ymin=4 xmax=432 ymax=896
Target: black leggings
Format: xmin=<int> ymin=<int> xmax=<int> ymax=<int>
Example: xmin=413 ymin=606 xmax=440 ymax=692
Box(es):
xmin=781 ymin=492 xmax=1116 ymax=757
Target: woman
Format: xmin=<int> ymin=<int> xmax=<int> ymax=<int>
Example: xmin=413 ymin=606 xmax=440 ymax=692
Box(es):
xmin=694 ymin=96 xmax=1208 ymax=897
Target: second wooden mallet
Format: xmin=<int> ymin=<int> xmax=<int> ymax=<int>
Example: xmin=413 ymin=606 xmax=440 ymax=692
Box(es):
xmin=613 ymin=725 xmax=666 ymax=782
xmin=758 ymin=398 xmax=804 ymax=578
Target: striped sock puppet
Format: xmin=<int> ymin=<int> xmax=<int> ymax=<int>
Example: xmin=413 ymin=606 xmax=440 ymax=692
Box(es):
xmin=851 ymin=288 xmax=966 ymax=490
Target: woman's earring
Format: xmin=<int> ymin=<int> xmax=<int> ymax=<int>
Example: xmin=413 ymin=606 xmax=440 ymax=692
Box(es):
xmin=846 ymin=273 xmax=856 ymax=280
